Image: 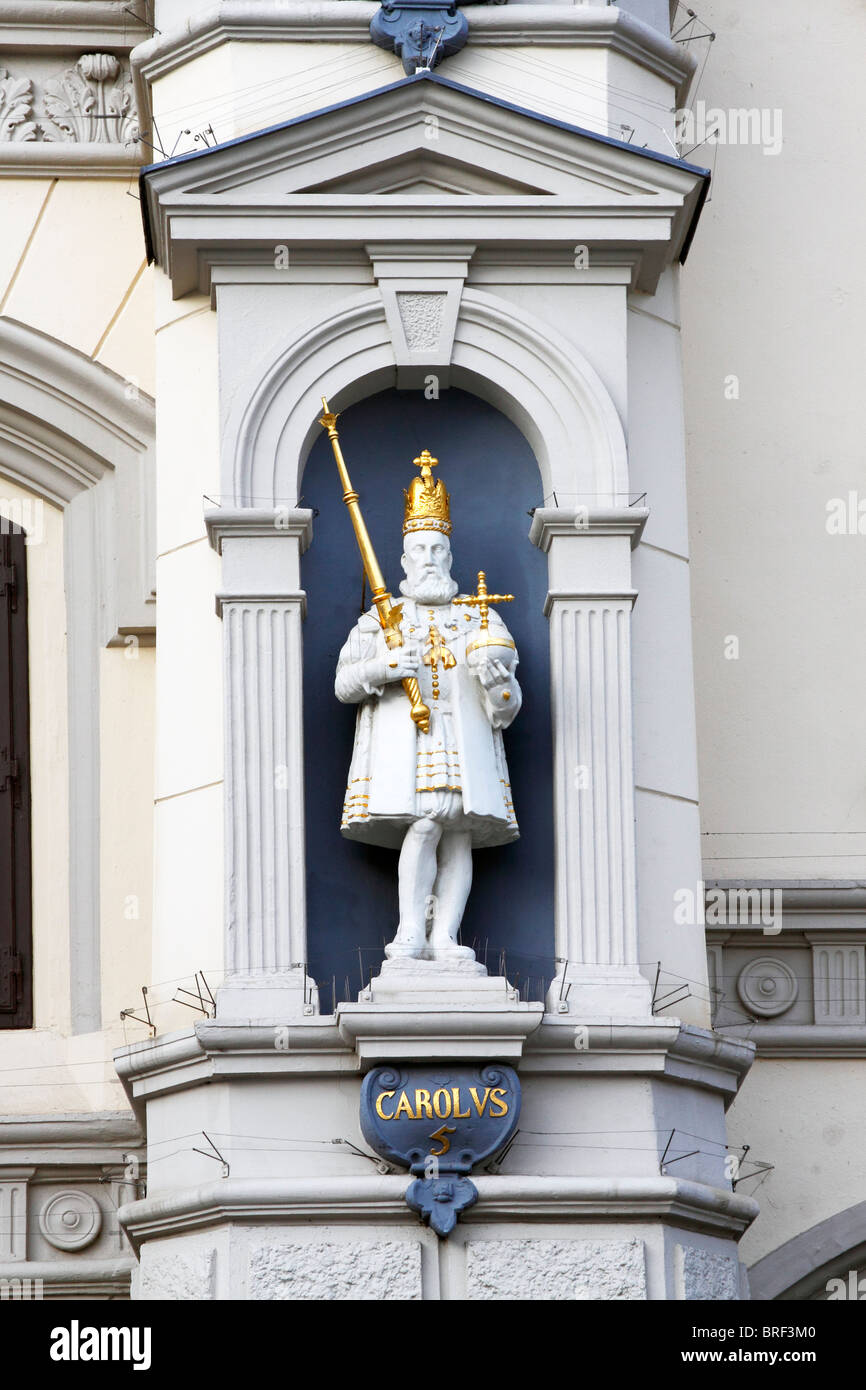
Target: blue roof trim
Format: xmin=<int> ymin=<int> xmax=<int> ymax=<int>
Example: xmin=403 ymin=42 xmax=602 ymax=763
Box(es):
xmin=140 ymin=69 xmax=710 ymax=264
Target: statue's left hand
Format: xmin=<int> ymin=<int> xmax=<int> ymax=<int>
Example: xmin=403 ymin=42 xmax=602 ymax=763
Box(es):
xmin=475 ymin=658 xmax=512 ymax=693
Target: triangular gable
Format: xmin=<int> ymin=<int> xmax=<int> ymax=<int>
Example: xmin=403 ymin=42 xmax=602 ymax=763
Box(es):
xmin=159 ymin=74 xmax=685 ymax=204
xmin=141 ymin=72 xmax=709 ymax=293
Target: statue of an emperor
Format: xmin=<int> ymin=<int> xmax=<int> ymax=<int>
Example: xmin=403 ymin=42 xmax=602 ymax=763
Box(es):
xmin=335 ymin=451 xmax=521 ymax=966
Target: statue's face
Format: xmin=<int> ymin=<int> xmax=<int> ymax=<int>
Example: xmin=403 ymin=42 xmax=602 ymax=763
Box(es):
xmin=400 ymin=530 xmax=458 ymax=605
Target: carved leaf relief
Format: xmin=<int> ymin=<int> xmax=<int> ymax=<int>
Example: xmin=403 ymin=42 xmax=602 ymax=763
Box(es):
xmin=0 ymin=55 xmax=138 ymax=146
xmin=0 ymin=68 xmax=36 ymax=142
xmin=42 ymin=55 xmax=138 ymax=145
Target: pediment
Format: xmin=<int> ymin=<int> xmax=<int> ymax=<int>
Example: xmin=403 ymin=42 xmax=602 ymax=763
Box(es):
xmin=141 ymin=72 xmax=709 ymax=295
xmin=147 ymin=73 xmax=700 ymax=207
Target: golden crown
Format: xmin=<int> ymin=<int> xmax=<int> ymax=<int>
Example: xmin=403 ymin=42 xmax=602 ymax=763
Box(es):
xmin=403 ymin=450 xmax=451 ymax=535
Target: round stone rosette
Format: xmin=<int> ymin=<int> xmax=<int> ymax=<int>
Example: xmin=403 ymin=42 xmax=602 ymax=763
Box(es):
xmin=39 ymin=1190 xmax=102 ymax=1251
xmin=736 ymin=956 xmax=798 ymax=1018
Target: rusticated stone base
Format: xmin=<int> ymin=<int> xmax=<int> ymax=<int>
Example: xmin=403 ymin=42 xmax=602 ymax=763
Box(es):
xmin=466 ymin=1237 xmax=647 ymax=1300
xmin=248 ymin=1239 xmax=422 ymax=1300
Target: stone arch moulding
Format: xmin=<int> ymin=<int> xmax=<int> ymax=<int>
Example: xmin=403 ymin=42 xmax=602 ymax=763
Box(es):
xmin=226 ymin=288 xmax=629 ymax=508
xmin=0 ymin=316 xmax=155 ymax=640
xmin=748 ymin=1201 xmax=866 ymax=1301
xmin=0 ymin=316 xmax=155 ymax=1035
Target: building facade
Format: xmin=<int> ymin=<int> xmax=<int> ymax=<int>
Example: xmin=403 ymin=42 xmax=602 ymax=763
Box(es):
xmin=0 ymin=0 xmax=861 ymax=1301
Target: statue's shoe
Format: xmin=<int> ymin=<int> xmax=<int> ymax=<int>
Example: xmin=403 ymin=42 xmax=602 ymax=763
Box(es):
xmin=426 ymin=938 xmax=476 ymax=961
xmin=384 ymin=940 xmax=425 ymax=960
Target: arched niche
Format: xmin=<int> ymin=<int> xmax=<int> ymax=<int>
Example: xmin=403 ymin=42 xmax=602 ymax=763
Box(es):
xmin=214 ymin=279 xmax=638 ymax=1011
xmin=226 ymin=288 xmax=629 ymax=508
xmin=301 ymin=387 xmax=554 ymax=1004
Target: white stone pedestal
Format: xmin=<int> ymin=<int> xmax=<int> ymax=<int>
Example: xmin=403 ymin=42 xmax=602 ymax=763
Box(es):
xmin=338 ymin=965 xmax=543 ymax=1063
xmin=217 ymin=970 xmax=317 ymax=1022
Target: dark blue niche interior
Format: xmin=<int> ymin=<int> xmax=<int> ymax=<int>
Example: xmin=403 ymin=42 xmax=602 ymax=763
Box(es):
xmin=301 ymin=388 xmax=555 ymax=1009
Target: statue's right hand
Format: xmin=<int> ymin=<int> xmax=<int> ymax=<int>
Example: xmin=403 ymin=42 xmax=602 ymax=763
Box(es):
xmin=369 ymin=641 xmax=421 ymax=684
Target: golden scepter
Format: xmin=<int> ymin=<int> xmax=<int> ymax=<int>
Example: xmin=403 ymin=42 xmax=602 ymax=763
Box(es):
xmin=318 ymin=398 xmax=430 ymax=733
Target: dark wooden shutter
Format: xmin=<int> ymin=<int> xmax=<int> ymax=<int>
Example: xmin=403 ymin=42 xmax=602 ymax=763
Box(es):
xmin=0 ymin=525 xmax=32 ymax=1027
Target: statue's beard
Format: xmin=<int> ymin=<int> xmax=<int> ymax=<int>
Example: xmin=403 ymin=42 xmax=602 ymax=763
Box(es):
xmin=400 ymin=572 xmax=459 ymax=605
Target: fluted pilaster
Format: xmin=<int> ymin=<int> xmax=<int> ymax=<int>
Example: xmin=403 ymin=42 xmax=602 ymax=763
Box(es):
xmin=223 ymin=599 xmax=305 ymax=975
xmin=531 ymin=508 xmax=652 ymax=1016
xmin=550 ymin=596 xmax=638 ymax=970
xmin=206 ymin=508 xmax=316 ymax=1019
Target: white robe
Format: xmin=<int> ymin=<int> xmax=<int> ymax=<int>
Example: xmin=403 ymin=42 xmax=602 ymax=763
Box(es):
xmin=335 ymin=596 xmax=521 ymax=849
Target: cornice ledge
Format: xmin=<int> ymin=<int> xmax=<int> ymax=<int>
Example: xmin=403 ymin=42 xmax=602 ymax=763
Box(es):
xmin=130 ymin=3 xmax=694 ymax=93
xmin=469 ymin=5 xmax=695 ymax=91
xmin=530 ymin=505 xmax=649 ymax=551
xmin=713 ymin=1025 xmax=866 ymax=1059
xmin=0 ymin=1257 xmax=135 ymax=1284
xmin=707 ymin=878 xmax=866 ymax=914
xmin=118 ymin=1172 xmax=757 ymax=1247
xmin=113 ymin=1027 xmax=214 ymax=1106
xmin=473 ymin=1174 xmax=757 ymax=1235
xmin=523 ymin=1018 xmax=753 ymax=1099
xmin=669 ymin=1021 xmax=755 ymax=1076
xmin=663 ymin=1022 xmax=755 ymax=1102
xmin=0 ymin=144 xmax=141 ymax=177
xmin=119 ymin=1175 xmax=411 ymax=1249
xmin=113 ymin=1021 xmax=358 ymax=1107
xmin=0 ymin=1 xmax=151 ymax=51
xmin=527 ymin=1016 xmax=679 ymax=1052
xmin=193 ymin=1019 xmax=347 ymax=1052
xmin=0 ymin=1109 xmax=142 ymax=1147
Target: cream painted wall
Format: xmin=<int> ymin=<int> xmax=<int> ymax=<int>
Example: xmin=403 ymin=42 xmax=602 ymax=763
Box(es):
xmin=728 ymin=1057 xmax=866 ymax=1272
xmin=0 ymin=176 xmax=155 ymax=396
xmin=1 ymin=180 xmax=147 ymax=363
xmin=150 ymin=276 xmax=224 ymax=1027
xmin=96 ymin=266 xmax=156 ymax=399
xmin=0 ymin=180 xmax=54 ymax=300
xmin=100 ymin=645 xmax=155 ymax=1040
xmin=150 ymin=41 xmax=421 ymax=156
xmin=682 ymin=0 xmax=866 ymax=880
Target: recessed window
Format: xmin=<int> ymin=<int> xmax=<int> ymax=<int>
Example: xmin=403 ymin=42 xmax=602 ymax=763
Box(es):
xmin=0 ymin=525 xmax=33 ymax=1029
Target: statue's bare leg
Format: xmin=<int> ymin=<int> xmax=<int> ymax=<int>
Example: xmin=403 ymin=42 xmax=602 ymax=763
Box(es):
xmin=428 ymin=829 xmax=474 ymax=954
xmin=388 ymin=817 xmax=443 ymax=957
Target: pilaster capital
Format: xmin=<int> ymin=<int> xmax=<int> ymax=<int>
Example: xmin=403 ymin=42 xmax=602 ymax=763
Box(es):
xmin=205 ymin=507 xmax=314 ymax=554
xmin=205 ymin=506 xmax=314 ymax=612
xmin=530 ymin=507 xmax=648 ymax=594
xmin=529 ymin=506 xmax=649 ymax=552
